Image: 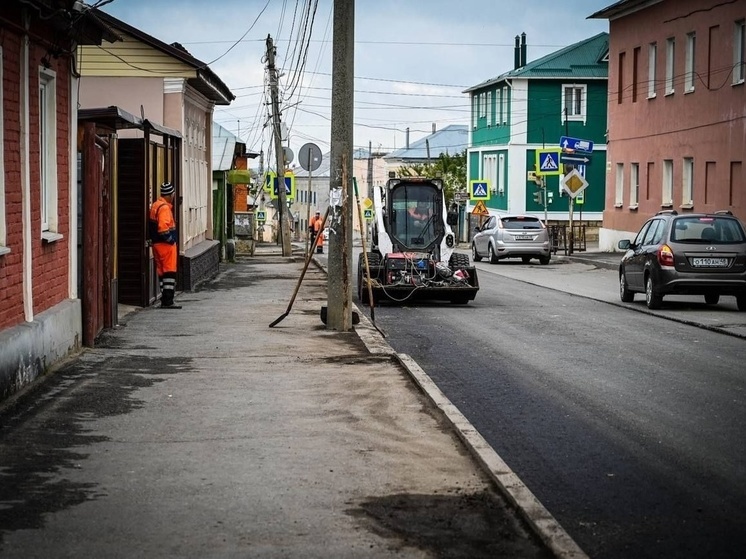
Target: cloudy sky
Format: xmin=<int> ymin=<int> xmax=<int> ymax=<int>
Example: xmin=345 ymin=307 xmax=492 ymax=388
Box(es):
xmin=99 ymin=0 xmax=611 ymax=163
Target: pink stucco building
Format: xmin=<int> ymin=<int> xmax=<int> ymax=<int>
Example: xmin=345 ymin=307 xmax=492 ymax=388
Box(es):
xmin=590 ymin=0 xmax=746 ymax=250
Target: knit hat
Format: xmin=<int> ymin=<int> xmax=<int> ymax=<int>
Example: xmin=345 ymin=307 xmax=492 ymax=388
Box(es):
xmin=160 ymin=182 xmax=175 ymax=196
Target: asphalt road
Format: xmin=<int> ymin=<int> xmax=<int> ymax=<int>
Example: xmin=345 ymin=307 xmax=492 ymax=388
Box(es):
xmin=367 ymin=264 xmax=746 ymax=559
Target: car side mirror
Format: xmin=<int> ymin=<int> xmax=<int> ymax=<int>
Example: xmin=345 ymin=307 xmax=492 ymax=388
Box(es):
xmin=618 ymin=239 xmax=631 ymax=250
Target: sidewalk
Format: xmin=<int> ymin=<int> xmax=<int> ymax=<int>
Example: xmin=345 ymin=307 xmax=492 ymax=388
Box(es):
xmin=0 ymin=244 xmax=569 ymax=559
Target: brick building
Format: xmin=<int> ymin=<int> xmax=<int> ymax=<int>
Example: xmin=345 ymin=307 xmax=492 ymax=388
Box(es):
xmin=0 ymin=0 xmax=116 ymax=402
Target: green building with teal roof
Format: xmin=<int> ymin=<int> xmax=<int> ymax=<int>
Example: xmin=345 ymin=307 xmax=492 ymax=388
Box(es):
xmin=463 ymin=32 xmax=609 ymax=228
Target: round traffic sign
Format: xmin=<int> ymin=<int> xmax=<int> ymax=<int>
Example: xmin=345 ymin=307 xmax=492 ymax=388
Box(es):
xmin=283 ymin=146 xmax=294 ymax=165
xmin=298 ymin=143 xmax=322 ymax=172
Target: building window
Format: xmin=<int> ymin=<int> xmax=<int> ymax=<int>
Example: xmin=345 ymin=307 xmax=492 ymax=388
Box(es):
xmin=481 ymin=92 xmax=487 ymax=118
xmin=501 ymin=87 xmax=508 ymax=124
xmin=685 ymin=33 xmax=696 ymax=92
xmin=0 ymin=46 xmax=6 ymax=255
xmin=630 ymin=163 xmax=640 ymax=207
xmin=648 ymin=42 xmax=657 ymax=98
xmin=487 ymin=90 xmax=493 ymax=125
xmin=472 ymin=95 xmax=477 ymax=128
xmin=562 ymin=84 xmax=587 ymax=122
xmin=615 ymin=163 xmax=624 ymax=206
xmin=618 ymin=51 xmax=626 ymax=104
xmin=665 ymin=38 xmax=675 ymax=95
xmin=663 ymin=159 xmax=673 ymax=206
xmin=682 ymin=157 xmax=694 ymax=206
xmin=483 ymin=154 xmax=497 ymax=196
xmin=39 ymin=66 xmax=58 ymax=235
xmin=632 ymin=47 xmax=640 ymax=102
xmin=735 ymin=20 xmax=745 ymax=84
xmin=498 ymin=153 xmax=505 ymax=194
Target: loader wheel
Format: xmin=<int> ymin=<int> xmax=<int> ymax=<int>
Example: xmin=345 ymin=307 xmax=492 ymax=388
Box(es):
xmin=449 ymin=252 xmax=471 ymax=270
xmin=358 ymin=252 xmax=380 ymax=304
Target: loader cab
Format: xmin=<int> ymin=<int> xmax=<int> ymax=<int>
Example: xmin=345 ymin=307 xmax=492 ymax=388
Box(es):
xmin=387 ymin=179 xmax=443 ymax=253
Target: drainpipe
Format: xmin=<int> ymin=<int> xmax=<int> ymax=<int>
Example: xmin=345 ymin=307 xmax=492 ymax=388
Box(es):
xmin=405 ymin=127 xmax=410 ymax=149
xmin=514 ymin=35 xmax=520 ymax=69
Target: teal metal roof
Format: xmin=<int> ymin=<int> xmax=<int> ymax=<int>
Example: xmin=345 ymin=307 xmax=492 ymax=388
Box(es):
xmin=463 ymin=32 xmax=609 ymax=93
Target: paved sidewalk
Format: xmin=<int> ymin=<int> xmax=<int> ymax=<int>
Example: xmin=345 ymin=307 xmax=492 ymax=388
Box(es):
xmin=0 ymin=244 xmax=567 ymax=559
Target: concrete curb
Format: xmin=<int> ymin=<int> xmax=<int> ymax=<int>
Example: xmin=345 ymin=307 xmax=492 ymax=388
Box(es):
xmin=352 ymin=305 xmax=589 ymax=559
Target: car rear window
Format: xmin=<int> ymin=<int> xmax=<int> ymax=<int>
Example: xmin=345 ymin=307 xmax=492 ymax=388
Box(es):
xmin=501 ymin=217 xmax=542 ymax=230
xmin=670 ymin=217 xmax=746 ymax=243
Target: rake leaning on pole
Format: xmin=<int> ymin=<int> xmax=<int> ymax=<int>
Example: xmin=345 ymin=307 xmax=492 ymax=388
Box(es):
xmin=353 ymin=177 xmax=377 ymax=326
xmin=268 ymin=207 xmax=330 ymax=328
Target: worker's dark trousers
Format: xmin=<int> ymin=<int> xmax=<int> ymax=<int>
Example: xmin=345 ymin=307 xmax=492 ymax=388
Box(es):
xmin=160 ymin=271 xmax=177 ymax=306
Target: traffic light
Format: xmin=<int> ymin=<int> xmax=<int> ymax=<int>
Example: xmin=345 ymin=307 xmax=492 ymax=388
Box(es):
xmin=533 ymin=190 xmax=543 ymax=205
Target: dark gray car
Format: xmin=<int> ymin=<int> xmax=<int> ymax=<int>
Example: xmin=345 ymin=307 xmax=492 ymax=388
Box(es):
xmin=471 ymin=214 xmax=551 ymax=265
xmin=618 ymin=210 xmax=746 ymax=310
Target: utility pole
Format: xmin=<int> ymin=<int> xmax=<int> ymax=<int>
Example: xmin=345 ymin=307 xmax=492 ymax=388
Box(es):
xmin=266 ymin=34 xmax=292 ymax=257
xmin=326 ymin=0 xmax=354 ymax=331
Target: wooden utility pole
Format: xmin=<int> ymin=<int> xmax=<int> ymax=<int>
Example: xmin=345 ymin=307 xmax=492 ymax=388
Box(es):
xmin=266 ymin=34 xmax=292 ymax=256
xmin=326 ymin=0 xmax=355 ymax=331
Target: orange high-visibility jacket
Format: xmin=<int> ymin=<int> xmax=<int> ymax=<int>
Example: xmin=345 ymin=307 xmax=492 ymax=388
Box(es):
xmin=149 ymin=198 xmax=177 ymax=245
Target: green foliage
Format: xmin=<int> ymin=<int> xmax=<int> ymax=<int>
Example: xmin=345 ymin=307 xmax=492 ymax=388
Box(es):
xmin=398 ymin=149 xmax=466 ymax=204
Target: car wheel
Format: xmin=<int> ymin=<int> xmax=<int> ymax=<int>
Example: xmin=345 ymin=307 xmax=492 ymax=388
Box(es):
xmin=539 ymin=255 xmax=550 ymax=265
xmin=471 ymin=243 xmax=482 ymax=262
xmin=488 ymin=244 xmax=499 ymax=264
xmin=620 ymin=270 xmax=635 ymax=303
xmin=645 ymin=274 xmax=662 ymax=309
xmin=521 ymin=256 xmax=531 ymax=264
xmin=737 ymin=293 xmax=746 ymax=312
xmin=704 ymin=293 xmax=720 ymax=305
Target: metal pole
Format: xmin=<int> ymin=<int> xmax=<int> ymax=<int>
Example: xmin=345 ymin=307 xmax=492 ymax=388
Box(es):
xmin=305 ymin=168 xmax=313 ymax=256
xmin=266 ymin=35 xmax=292 ymax=257
xmin=326 ymin=0 xmax=354 ymax=331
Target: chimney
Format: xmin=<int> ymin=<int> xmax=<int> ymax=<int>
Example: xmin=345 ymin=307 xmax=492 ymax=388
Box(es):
xmin=521 ymin=32 xmax=527 ymax=67
xmin=432 ymin=123 xmax=436 ymax=134
xmin=514 ymin=35 xmax=520 ymax=69
xmin=406 ymin=127 xmax=410 ymax=149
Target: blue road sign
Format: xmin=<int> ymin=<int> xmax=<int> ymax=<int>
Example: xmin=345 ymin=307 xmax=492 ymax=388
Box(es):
xmin=560 ymin=153 xmax=592 ymax=165
xmin=560 ymin=136 xmax=594 ymax=153
xmin=536 ymin=149 xmax=562 ymax=176
xmin=469 ymin=180 xmax=490 ymax=200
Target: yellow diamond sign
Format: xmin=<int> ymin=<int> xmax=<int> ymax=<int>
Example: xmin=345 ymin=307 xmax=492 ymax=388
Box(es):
xmin=562 ymin=169 xmax=589 ymax=199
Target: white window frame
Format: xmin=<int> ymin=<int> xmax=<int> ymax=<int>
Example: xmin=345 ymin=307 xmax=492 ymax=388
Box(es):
xmin=685 ymin=32 xmax=696 ymax=92
xmin=663 ymin=159 xmax=674 ymax=206
xmin=498 ymin=153 xmax=505 ymax=194
xmin=561 ymin=84 xmax=587 ymax=123
xmin=648 ymin=42 xmax=657 ymax=98
xmin=682 ymin=157 xmax=694 ymax=206
xmin=630 ymin=162 xmax=640 ymax=208
xmin=665 ymin=38 xmax=675 ymax=95
xmin=487 ymin=90 xmax=492 ymax=125
xmin=483 ymin=154 xmax=497 ymax=196
xmin=39 ymin=66 xmax=59 ymax=238
xmin=501 ymin=87 xmax=508 ymax=125
xmin=734 ymin=19 xmax=745 ymax=84
xmin=615 ymin=163 xmax=624 ymax=206
xmin=472 ymin=94 xmax=477 ymax=128
xmin=480 ymin=92 xmax=487 ymax=118
xmin=0 ymin=46 xmax=7 ymax=255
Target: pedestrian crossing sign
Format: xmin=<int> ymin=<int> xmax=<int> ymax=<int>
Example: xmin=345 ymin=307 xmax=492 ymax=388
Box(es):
xmin=363 ymin=208 xmax=374 ymax=221
xmin=535 ymin=149 xmax=562 ymax=176
xmin=256 ymin=210 xmax=266 ymax=222
xmin=469 ymin=179 xmax=490 ymax=201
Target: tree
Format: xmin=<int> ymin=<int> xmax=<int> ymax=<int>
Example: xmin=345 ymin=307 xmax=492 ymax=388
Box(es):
xmin=398 ymin=149 xmax=466 ymax=204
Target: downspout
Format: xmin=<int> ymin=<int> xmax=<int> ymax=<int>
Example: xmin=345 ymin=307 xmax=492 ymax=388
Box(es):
xmin=20 ymin=15 xmax=33 ymax=322
xmin=69 ymin=50 xmax=79 ymax=299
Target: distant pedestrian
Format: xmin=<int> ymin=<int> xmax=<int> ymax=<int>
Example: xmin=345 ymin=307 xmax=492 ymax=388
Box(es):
xmin=149 ymin=182 xmax=181 ymax=309
xmin=309 ymin=210 xmax=321 ymax=252
xmin=313 ymin=215 xmax=324 ymax=254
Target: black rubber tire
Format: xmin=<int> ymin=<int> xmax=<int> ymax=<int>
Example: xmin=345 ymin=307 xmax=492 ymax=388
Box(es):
xmin=357 ymin=252 xmax=380 ymax=304
xmin=488 ymin=244 xmax=499 ymax=264
xmin=704 ymin=293 xmax=720 ymax=305
xmin=620 ymin=270 xmax=635 ymax=302
xmin=737 ymin=293 xmax=746 ymax=312
xmin=471 ymin=243 xmax=482 ymax=262
xmin=521 ymin=256 xmax=531 ymax=264
xmin=645 ymin=274 xmax=662 ymax=309
xmin=449 ymin=252 xmax=471 ymax=269
xmin=539 ymin=255 xmax=551 ymax=265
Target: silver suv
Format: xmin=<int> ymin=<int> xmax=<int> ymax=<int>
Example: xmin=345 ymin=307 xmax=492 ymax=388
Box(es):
xmin=471 ymin=214 xmax=551 ymax=265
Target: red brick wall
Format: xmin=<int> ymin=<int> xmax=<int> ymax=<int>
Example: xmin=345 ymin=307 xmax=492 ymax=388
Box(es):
xmin=0 ymin=32 xmax=25 ymax=330
xmin=0 ymin=27 xmax=72 ymax=329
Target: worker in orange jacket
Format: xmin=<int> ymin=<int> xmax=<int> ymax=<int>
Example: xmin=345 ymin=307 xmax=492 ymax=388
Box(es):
xmin=313 ymin=213 xmax=325 ymax=254
xmin=148 ymin=182 xmax=180 ymax=309
xmin=308 ymin=210 xmax=321 ymax=251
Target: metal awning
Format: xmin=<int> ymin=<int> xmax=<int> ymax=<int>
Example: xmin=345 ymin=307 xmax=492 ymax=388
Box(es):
xmin=78 ymin=106 xmax=182 ymax=138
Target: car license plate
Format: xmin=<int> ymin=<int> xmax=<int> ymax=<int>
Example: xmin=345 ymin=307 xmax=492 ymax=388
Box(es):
xmin=514 ymin=235 xmax=532 ymax=241
xmin=691 ymin=257 xmax=727 ymax=267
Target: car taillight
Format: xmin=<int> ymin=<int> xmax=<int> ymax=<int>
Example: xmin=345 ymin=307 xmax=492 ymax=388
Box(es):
xmin=658 ymin=244 xmax=675 ymax=267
